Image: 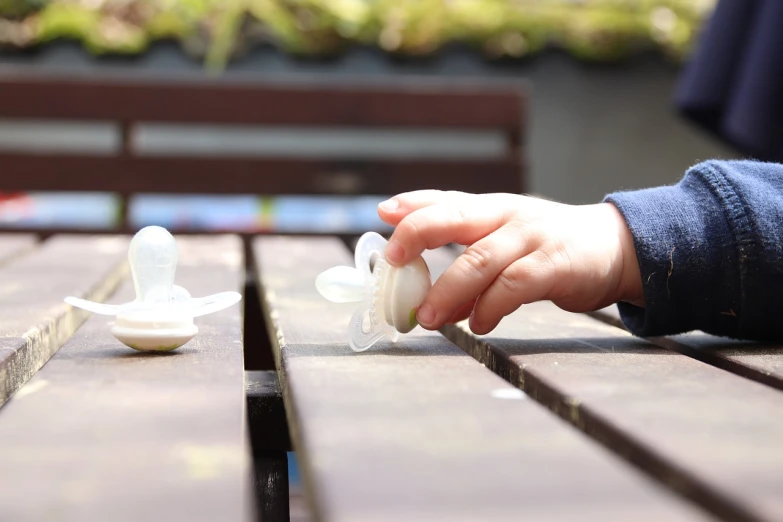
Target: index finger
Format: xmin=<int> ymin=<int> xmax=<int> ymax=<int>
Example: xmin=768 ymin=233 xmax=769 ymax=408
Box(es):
xmin=385 ymin=196 xmax=507 ymax=266
xmin=378 ymin=190 xmax=470 ymax=226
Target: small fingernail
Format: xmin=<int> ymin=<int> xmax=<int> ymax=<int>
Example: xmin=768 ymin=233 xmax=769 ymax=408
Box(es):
xmin=378 ymin=199 xmax=398 ymax=213
xmin=417 ymin=304 xmax=435 ymax=326
xmin=385 ymin=240 xmax=404 ymax=264
xmin=468 ymin=313 xmax=481 ymax=333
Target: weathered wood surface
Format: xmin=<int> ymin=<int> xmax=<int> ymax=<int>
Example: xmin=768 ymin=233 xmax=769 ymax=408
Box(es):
xmin=0 ymin=234 xmax=36 ymax=263
xmin=591 ymin=305 xmax=783 ymax=391
xmin=0 ymin=236 xmax=249 ymax=522
xmin=253 ymin=236 xmax=711 ymax=522
xmin=0 ymin=235 xmax=128 ymax=408
xmin=442 ymin=296 xmax=783 ymax=522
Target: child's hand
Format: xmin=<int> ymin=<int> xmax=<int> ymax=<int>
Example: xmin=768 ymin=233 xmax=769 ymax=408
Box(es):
xmin=378 ymin=191 xmax=643 ymax=334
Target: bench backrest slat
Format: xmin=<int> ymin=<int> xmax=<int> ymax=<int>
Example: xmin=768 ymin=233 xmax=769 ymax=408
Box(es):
xmin=0 ymin=75 xmax=524 ymax=129
xmin=0 ymin=154 xmax=518 ymax=196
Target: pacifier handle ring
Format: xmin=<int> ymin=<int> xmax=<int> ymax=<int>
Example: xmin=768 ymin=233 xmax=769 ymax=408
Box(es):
xmin=354 ymin=232 xmax=388 ymax=275
xmin=347 ymin=297 xmax=398 ymax=352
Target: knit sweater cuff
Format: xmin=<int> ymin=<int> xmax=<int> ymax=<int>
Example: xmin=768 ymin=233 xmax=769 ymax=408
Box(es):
xmin=604 ymin=163 xmax=741 ymax=338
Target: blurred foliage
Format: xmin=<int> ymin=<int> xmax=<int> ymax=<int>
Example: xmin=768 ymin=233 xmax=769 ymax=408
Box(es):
xmin=0 ymin=0 xmax=717 ymax=70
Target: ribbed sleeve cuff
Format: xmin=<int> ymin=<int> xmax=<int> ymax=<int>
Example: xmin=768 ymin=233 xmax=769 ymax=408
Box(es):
xmin=604 ymin=164 xmax=740 ymax=338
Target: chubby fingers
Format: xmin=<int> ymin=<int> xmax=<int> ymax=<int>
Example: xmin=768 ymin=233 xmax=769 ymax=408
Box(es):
xmin=378 ymin=190 xmax=468 ymax=226
xmin=446 ymin=298 xmax=477 ymax=324
xmin=384 ymin=197 xmax=507 ymax=267
xmin=415 ymin=222 xmax=533 ymax=329
xmin=469 ymin=251 xmax=558 ymax=334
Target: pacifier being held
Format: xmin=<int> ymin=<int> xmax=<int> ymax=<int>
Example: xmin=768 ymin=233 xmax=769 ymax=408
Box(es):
xmin=316 ymin=232 xmax=432 ymax=352
xmin=65 ymin=226 xmax=241 ymax=352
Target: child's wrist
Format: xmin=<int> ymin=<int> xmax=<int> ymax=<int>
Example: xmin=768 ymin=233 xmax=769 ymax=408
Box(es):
xmin=606 ymin=203 xmax=645 ymax=307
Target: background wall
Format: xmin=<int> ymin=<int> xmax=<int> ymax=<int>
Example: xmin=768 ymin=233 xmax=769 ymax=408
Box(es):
xmin=522 ymin=52 xmax=734 ymax=203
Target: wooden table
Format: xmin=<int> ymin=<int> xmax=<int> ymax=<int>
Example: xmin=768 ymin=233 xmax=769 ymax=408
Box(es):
xmin=0 ymin=234 xmax=249 ymax=522
xmin=1 ymin=234 xmax=782 ymax=522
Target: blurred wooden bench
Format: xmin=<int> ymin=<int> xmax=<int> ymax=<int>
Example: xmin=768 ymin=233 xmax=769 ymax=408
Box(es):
xmin=2 ymin=232 xmax=782 ymax=521
xmin=0 ymin=70 xmax=526 ymax=233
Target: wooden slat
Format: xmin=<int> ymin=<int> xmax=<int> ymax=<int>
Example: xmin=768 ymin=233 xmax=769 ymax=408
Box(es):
xmin=0 ymin=234 xmax=36 ymax=263
xmin=587 ymin=304 xmax=625 ymax=330
xmin=0 ymin=235 xmax=128 ymax=408
xmin=245 ymin=370 xmax=292 ymax=521
xmin=246 ymin=370 xmax=291 ymax=522
xmin=246 ymin=370 xmax=291 ymax=452
xmin=0 ymin=154 xmax=522 ymax=196
xmin=0 ymin=235 xmax=249 ymax=522
xmin=591 ymin=305 xmax=783 ymax=391
xmin=0 ymin=74 xmax=525 ymax=131
xmin=442 ymin=294 xmax=783 ymax=522
xmin=253 ymin=236 xmax=711 ymax=522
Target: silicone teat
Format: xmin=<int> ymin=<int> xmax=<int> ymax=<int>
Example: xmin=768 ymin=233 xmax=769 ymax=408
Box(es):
xmin=315 ymin=232 xmax=432 ymax=352
xmin=64 ymin=226 xmax=241 ymax=352
xmin=129 ymin=225 xmax=178 ymax=304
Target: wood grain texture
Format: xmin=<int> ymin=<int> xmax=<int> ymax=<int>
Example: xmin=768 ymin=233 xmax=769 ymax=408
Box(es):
xmin=0 ymin=235 xmax=129 ymax=408
xmin=590 ymin=305 xmax=783 ymax=391
xmin=0 ymin=235 xmax=249 ymax=522
xmin=442 ymin=297 xmax=783 ymax=522
xmin=253 ymin=236 xmax=712 ymax=522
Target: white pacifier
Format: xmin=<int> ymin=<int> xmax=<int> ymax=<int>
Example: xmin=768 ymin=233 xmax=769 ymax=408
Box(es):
xmin=315 ymin=232 xmax=432 ymax=352
xmin=65 ymin=226 xmax=242 ymax=352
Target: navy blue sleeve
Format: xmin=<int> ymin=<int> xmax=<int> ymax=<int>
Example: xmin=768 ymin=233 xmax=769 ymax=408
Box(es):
xmin=604 ymin=159 xmax=783 ymax=341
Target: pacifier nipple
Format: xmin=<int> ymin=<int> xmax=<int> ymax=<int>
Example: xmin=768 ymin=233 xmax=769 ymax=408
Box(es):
xmin=64 ymin=226 xmax=242 ymax=352
xmin=315 ymin=232 xmax=432 ymax=352
xmin=128 ymin=225 xmax=178 ymax=304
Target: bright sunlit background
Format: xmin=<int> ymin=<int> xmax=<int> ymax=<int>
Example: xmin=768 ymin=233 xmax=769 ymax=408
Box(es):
xmin=0 ymin=0 xmax=726 ymax=232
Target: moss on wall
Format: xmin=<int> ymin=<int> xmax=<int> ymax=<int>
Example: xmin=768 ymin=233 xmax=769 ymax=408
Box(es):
xmin=0 ymin=0 xmax=716 ymax=70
